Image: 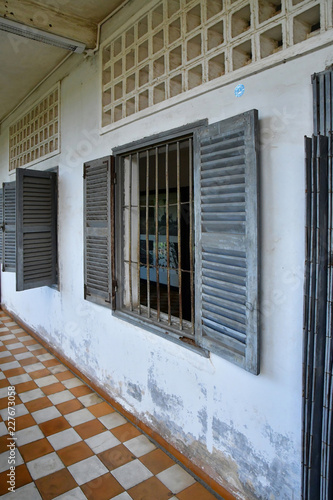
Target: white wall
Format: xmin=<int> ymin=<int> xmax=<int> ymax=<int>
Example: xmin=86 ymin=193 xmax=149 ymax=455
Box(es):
xmin=1 ymin=23 xmax=333 ymax=499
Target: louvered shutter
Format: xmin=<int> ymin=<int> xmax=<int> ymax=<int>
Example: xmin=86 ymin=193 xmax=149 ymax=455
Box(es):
xmin=0 ymin=188 xmax=3 ymax=262
xmin=84 ymin=156 xmax=114 ymax=308
xmin=3 ymin=182 xmax=16 ymax=272
xmin=194 ymin=109 xmax=260 ymax=374
xmin=16 ymin=169 xmax=57 ymax=290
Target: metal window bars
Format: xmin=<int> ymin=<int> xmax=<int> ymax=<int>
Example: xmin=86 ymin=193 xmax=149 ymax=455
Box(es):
xmin=121 ymin=136 xmax=195 ymax=337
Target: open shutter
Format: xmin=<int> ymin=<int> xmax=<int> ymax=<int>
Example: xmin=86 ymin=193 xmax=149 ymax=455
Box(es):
xmin=0 ymin=188 xmax=3 ymax=262
xmin=16 ymin=169 xmax=57 ymax=291
xmin=3 ymin=182 xmax=16 ymax=272
xmin=194 ymin=109 xmax=260 ymax=374
xmin=84 ymin=156 xmax=114 ymax=308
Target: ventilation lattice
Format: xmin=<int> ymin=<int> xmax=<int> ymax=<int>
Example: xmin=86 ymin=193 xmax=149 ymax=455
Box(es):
xmin=9 ymin=85 xmax=60 ymax=171
xmin=101 ymin=0 xmax=331 ymax=128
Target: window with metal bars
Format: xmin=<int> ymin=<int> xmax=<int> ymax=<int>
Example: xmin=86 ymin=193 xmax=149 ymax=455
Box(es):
xmin=117 ymin=136 xmax=195 ymax=338
xmin=84 ymin=110 xmax=260 ymax=373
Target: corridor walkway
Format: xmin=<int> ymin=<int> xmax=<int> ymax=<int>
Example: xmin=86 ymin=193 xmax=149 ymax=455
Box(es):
xmin=0 ymin=310 xmax=220 ymax=499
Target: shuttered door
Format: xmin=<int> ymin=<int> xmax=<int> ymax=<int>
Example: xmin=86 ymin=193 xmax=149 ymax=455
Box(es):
xmin=194 ymin=109 xmax=260 ymax=374
xmin=3 ymin=182 xmax=16 ymax=272
xmin=16 ymin=169 xmax=57 ymax=290
xmin=84 ymin=156 xmax=113 ymax=308
xmin=0 ymin=188 xmax=3 ymax=262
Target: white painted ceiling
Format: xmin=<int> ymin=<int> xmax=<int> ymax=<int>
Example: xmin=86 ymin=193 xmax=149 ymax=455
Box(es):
xmin=0 ymin=0 xmax=125 ymax=122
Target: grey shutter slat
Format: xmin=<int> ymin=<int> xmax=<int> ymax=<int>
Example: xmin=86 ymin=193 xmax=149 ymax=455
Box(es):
xmin=312 ymin=68 xmax=333 ymax=135
xmin=194 ymin=109 xmax=260 ymax=374
xmin=0 ymin=188 xmax=3 ymax=262
xmin=84 ymin=156 xmax=113 ymax=308
xmin=3 ymin=182 xmax=16 ymax=272
xmin=16 ymin=169 xmax=57 ymax=290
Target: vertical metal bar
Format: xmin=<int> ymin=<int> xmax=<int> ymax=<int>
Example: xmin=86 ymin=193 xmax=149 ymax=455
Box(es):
xmin=146 ymin=149 xmax=150 ymax=318
xmin=137 ymin=152 xmax=141 ymax=314
xmin=189 ymin=137 xmax=194 ymax=333
xmin=155 ymin=146 xmax=160 ymax=321
xmin=319 ymin=74 xmax=326 ymax=135
xmin=129 ymin=155 xmax=133 ymax=311
xmin=177 ymin=141 xmax=183 ymax=330
xmin=166 ymin=143 xmax=171 ymax=324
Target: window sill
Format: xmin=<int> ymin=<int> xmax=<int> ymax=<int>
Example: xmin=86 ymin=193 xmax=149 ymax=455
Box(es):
xmin=113 ymin=309 xmax=209 ymax=359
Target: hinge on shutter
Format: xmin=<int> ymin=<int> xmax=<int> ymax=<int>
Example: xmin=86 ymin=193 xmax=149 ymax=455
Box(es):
xmin=113 ymin=280 xmax=118 ymax=292
xmin=112 ymin=171 xmax=117 ymax=185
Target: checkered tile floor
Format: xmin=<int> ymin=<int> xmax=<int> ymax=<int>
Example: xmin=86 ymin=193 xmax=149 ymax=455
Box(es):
xmin=0 ymin=311 xmax=218 ymax=499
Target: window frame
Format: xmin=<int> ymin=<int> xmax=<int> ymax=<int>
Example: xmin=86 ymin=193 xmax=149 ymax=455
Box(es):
xmin=112 ymin=120 xmax=208 ymax=355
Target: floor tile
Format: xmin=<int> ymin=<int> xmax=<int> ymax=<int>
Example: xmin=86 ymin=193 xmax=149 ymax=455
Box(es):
xmin=15 ymin=425 xmax=44 ymax=446
xmin=19 ymin=438 xmax=54 ymax=462
xmin=70 ymin=385 xmax=94 ymax=398
xmin=98 ymin=444 xmax=135 ymax=471
xmin=12 ymin=413 xmax=36 ymax=431
xmin=10 ymin=347 xmax=29 ymax=355
xmin=55 ymin=370 xmax=75 ymax=381
xmin=53 ymin=487 xmax=87 ymax=499
xmin=85 ymin=431 xmax=120 ymax=454
xmin=49 ymin=364 xmax=68 ymax=374
xmin=24 ymin=362 xmax=45 ymax=373
xmin=0 ymin=482 xmax=42 ymax=499
xmin=99 ymin=412 xmax=127 ymax=430
xmin=36 ymin=352 xmax=53 ymax=361
xmin=32 ymin=406 xmax=62 ymax=424
xmin=0 ymin=463 xmax=32 ymax=495
xmin=81 ymin=472 xmax=124 ymax=500
xmin=25 ymin=397 xmax=53 ymax=413
xmin=177 ymin=482 xmax=218 ymax=500
xmin=128 ymin=476 xmax=172 ymax=500
xmin=57 ymin=441 xmax=94 ymax=466
xmin=20 ymin=356 xmax=39 ymax=366
xmin=8 ymin=373 xmax=32 ymax=385
xmin=157 ymin=464 xmax=196 ymax=494
xmin=62 ymin=378 xmax=85 ymax=389
xmin=68 ymin=455 xmax=108 ymax=486
xmin=7 ymin=342 xmax=24 ymax=350
xmin=35 ymin=374 xmax=59 ymax=387
xmin=15 ymin=380 xmax=38 ymax=393
xmin=44 ymin=358 xmax=63 ymax=368
xmin=140 ymin=448 xmax=175 ymax=475
xmin=35 ymin=468 xmax=78 ymax=500
xmin=29 ymin=368 xmax=52 ymax=380
xmin=123 ymin=435 xmax=156 ymax=458
xmin=74 ymin=418 xmax=107 ymax=439
xmin=78 ymin=393 xmax=103 ymax=407
xmin=0 ymin=449 xmax=24 ymax=472
xmin=0 ymin=403 xmax=28 ymax=421
xmin=39 ymin=416 xmax=71 ymax=436
xmin=27 ymin=452 xmax=65 ymax=480
xmin=20 ymin=388 xmax=45 ymax=403
xmin=48 ymin=389 xmax=75 ymax=405
xmin=88 ymin=402 xmax=114 ymax=418
xmin=42 ymin=382 xmax=66 ymax=396
xmin=47 ymin=428 xmax=82 ymax=451
xmin=56 ymin=399 xmax=84 ymax=415
xmin=111 ymin=459 xmax=153 ymax=490
xmin=65 ymin=408 xmax=95 ymax=427
xmin=111 ymin=422 xmax=141 ymax=442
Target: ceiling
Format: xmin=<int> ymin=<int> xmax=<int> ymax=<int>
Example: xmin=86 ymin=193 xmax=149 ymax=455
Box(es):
xmin=0 ymin=0 xmax=126 ymax=123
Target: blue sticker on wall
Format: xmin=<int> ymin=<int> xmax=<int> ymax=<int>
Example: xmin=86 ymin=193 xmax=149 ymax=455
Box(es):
xmin=234 ymin=84 xmax=245 ymax=97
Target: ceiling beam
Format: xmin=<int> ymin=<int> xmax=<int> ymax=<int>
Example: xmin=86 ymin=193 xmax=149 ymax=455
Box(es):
xmin=0 ymin=0 xmax=98 ymax=48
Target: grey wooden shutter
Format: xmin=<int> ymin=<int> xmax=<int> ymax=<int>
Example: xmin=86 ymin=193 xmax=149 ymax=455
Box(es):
xmin=84 ymin=156 xmax=114 ymax=308
xmin=16 ymin=169 xmax=57 ymax=291
xmin=194 ymin=109 xmax=260 ymax=374
xmin=3 ymin=182 xmax=16 ymax=272
xmin=0 ymin=188 xmax=3 ymax=262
